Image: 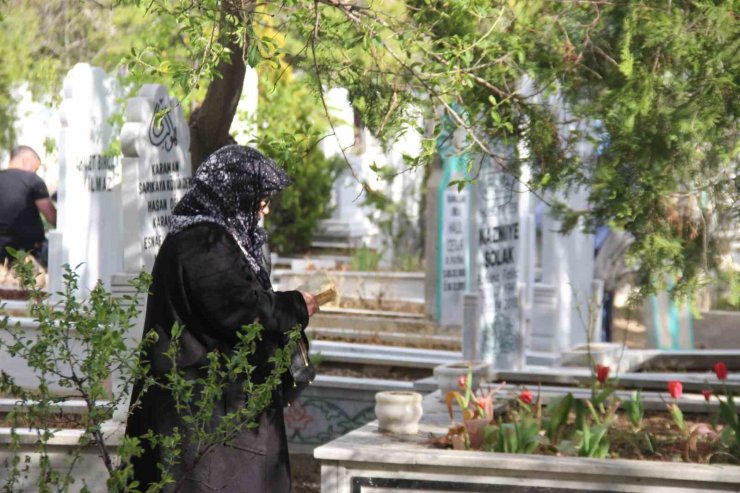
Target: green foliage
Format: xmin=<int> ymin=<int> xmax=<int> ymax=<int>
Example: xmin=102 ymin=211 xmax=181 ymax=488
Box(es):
xmin=394 ymin=251 xmax=424 ymax=272
xmin=349 ymin=246 xmax=382 ymax=272
xmin=717 ymin=392 xmax=740 ymax=455
xmin=544 ymin=393 xmax=573 ymax=443
xmin=576 ymin=423 xmax=610 ymax=458
xmin=622 ymin=391 xmax=645 ymax=430
xmin=483 ymin=417 xmax=540 ymax=455
xmin=669 ymin=402 xmax=688 ymax=435
xmin=448 ymin=364 xmax=740 ymax=462
xmin=0 ymin=251 xmax=153 ymax=491
xmin=255 ymin=69 xmax=344 ymax=255
xmin=0 ymin=0 xmax=737 ymax=294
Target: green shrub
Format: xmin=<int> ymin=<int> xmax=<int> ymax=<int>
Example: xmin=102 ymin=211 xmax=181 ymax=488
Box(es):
xmin=254 ymin=70 xmax=343 ymax=255
xmin=0 ymin=250 xmax=298 ymax=492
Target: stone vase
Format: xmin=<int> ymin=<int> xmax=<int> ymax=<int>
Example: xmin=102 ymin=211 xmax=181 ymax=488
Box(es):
xmin=374 ymin=391 xmax=423 ymax=435
xmin=433 ymin=360 xmax=491 ymax=399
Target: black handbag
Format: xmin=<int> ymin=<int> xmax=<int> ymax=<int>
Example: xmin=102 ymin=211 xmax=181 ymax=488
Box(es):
xmin=281 ymin=330 xmax=316 ymax=406
xmin=280 ymin=287 xmax=333 ymax=405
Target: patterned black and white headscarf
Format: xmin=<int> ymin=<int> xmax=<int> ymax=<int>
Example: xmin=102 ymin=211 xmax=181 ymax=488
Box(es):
xmin=169 ymin=145 xmax=291 ymax=288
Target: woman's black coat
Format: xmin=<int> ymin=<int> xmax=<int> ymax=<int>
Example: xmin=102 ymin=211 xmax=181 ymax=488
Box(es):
xmin=125 ymin=222 xmax=308 ymax=492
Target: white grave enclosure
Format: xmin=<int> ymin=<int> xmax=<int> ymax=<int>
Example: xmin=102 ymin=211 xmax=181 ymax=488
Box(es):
xmin=121 ymin=84 xmax=192 ymax=274
xmin=460 ymin=79 xmax=603 ymax=367
xmin=319 ymin=88 xmax=424 ymax=261
xmin=230 ymin=65 xmax=259 ymax=145
xmin=47 ymin=63 xmax=122 ymax=296
xmin=438 ymin=186 xmax=469 ymax=325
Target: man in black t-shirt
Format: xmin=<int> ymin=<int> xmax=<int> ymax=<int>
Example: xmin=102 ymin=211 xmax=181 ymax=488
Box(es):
xmin=0 ymin=146 xmax=57 ymax=267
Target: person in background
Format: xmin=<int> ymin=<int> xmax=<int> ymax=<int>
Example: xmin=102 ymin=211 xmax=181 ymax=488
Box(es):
xmin=0 ymin=145 xmax=56 ymax=267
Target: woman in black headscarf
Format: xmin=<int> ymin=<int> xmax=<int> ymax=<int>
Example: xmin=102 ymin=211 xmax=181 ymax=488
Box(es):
xmin=125 ymin=145 xmax=318 ymax=492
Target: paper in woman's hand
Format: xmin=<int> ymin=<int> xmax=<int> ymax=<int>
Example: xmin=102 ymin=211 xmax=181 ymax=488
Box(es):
xmin=313 ymin=286 xmax=337 ymax=306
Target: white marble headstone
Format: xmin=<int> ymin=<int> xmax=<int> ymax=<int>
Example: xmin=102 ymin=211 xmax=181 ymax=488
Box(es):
xmin=434 ymin=121 xmax=471 ymax=327
xmin=474 ymin=152 xmax=533 ymax=369
xmin=121 ymin=84 xmax=192 ymax=274
xmin=48 ymin=63 xmax=122 ymax=295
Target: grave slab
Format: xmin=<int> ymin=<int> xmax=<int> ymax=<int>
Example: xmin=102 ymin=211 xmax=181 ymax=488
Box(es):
xmin=315 ymin=393 xmax=740 ymax=493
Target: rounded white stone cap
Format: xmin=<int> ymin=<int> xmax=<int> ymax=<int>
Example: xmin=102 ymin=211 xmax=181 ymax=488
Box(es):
xmin=375 ymin=391 xmax=423 ymax=404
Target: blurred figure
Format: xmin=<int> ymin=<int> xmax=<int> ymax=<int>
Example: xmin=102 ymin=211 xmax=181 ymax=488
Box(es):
xmin=0 ymin=145 xmax=56 ymax=267
xmin=594 ymin=227 xmax=634 ymax=342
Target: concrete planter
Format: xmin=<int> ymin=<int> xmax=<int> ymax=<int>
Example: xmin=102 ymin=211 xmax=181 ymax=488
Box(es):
xmin=316 ymin=394 xmax=740 ymax=493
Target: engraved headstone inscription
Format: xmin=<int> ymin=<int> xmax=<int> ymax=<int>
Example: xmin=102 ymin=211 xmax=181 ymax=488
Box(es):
xmin=121 ymin=84 xmax=192 ymax=274
xmin=47 ymin=63 xmax=122 ymax=295
xmin=434 ymin=121 xmax=470 ymax=327
xmin=473 ymin=151 xmax=532 ymax=370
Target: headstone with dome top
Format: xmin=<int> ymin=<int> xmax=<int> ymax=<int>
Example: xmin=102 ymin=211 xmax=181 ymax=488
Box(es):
xmin=119 ymin=84 xmax=193 ymax=275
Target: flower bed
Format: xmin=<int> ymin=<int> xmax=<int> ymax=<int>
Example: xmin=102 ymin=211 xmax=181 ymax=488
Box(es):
xmin=315 ymin=397 xmax=740 ymax=493
xmin=316 ymin=361 xmax=740 ymax=493
xmin=433 ymin=363 xmax=739 ymax=464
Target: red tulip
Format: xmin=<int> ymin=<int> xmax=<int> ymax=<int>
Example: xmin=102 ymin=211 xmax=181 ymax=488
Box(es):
xmin=668 ymin=380 xmax=683 ymax=400
xmin=713 ymin=362 xmax=728 ymax=381
xmin=458 ymin=375 xmax=467 ymax=388
xmin=519 ymin=390 xmax=533 ymax=405
xmin=595 ymin=364 xmax=610 ymax=384
xmin=701 ymin=389 xmax=712 ymax=402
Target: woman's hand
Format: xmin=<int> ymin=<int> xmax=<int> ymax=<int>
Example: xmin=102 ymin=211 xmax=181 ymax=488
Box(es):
xmin=300 ymin=291 xmax=320 ymax=317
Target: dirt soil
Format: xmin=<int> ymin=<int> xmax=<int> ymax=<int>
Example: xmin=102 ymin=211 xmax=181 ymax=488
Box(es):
xmin=607 ymin=411 xmax=732 ymax=463
xmin=315 ymin=333 xmax=459 ymax=351
xmin=336 ymin=297 xmax=425 ymax=314
xmin=0 ymin=287 xmax=28 ymax=301
xmin=291 ymin=453 xmax=321 ymax=493
xmin=436 ymin=409 xmax=737 ymax=464
xmin=0 ymin=412 xmax=87 ymax=429
xmin=316 ymin=362 xmax=430 ymax=381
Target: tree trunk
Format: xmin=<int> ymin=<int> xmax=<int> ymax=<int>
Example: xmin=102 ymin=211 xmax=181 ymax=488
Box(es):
xmin=188 ymin=1 xmax=256 ymax=171
xmin=188 ymin=40 xmax=246 ymax=171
